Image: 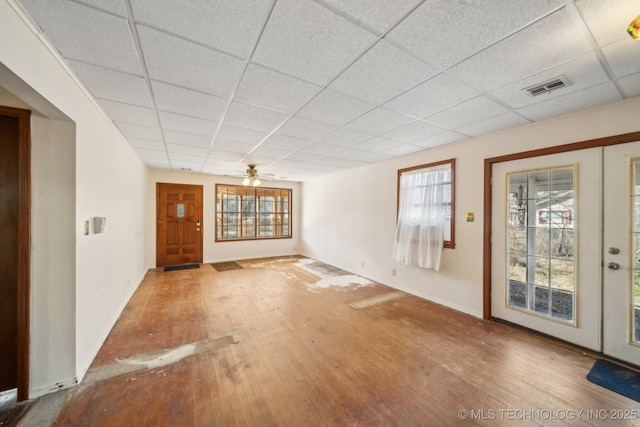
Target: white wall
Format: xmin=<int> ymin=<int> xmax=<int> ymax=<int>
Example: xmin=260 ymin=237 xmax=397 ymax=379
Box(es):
xmin=301 ymin=97 xmax=640 ymax=318
xmin=1 ymin=0 xmax=148 ymax=396
xmin=147 ymin=170 xmax=301 ymax=266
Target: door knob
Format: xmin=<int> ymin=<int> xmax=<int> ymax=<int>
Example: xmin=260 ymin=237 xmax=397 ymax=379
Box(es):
xmin=608 ymin=262 xmax=620 ymax=270
xmin=608 ymin=247 xmax=620 ymax=255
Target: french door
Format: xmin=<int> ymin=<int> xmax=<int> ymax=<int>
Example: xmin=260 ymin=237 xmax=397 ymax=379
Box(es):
xmin=491 ymin=142 xmax=640 ymax=365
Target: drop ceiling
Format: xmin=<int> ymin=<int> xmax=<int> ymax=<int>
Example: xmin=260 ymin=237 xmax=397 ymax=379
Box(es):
xmin=15 ymin=0 xmax=640 ymax=181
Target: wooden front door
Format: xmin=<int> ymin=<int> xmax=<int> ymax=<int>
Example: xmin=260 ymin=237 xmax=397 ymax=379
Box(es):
xmin=156 ymin=183 xmax=203 ymax=267
xmin=0 ymin=106 xmax=30 ymax=401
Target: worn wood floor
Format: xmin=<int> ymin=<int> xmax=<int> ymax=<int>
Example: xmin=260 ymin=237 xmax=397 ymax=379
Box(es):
xmin=50 ymin=256 xmax=639 ymax=426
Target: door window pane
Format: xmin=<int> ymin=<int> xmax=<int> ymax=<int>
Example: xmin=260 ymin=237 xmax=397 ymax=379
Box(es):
xmin=506 ymin=166 xmax=576 ymax=323
xmin=632 ymin=160 xmax=640 ymax=343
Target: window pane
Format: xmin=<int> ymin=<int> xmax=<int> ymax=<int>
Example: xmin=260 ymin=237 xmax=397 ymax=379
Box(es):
xmin=632 ymin=160 xmax=640 ymax=343
xmin=506 ymin=167 xmax=575 ymax=323
xmin=216 ymin=184 xmax=292 ymax=241
xmin=396 ymin=159 xmax=455 ymax=251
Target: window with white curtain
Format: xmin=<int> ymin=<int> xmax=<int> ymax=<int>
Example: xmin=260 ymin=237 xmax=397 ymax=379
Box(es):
xmin=393 ymin=159 xmax=455 ymax=270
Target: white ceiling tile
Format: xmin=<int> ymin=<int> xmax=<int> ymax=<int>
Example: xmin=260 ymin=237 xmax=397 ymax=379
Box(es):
xmin=97 ymin=99 xmax=158 ymax=127
xmin=488 ymin=53 xmax=611 ymax=109
xmin=169 ymin=152 xmax=207 ymax=164
xmin=116 ymin=122 xmax=163 ymax=140
xmin=303 ymin=162 xmax=350 ymax=173
xmin=203 ymin=158 xmax=241 ymax=169
xmin=135 ymin=148 xmax=168 ymax=159
xmin=315 ymin=128 xmax=372 ymax=148
xmin=298 ymin=89 xmax=375 ymax=126
xmin=216 ymin=124 xmax=269 ymax=144
xmin=250 ymin=145 xmax=291 ymax=162
xmin=354 ymin=137 xmax=404 ymax=153
xmin=275 ymin=117 xmax=336 ymax=140
xmin=75 ymin=0 xmax=127 ymax=15
xmin=262 ymin=134 xmax=308 ymax=151
xmin=130 ymin=0 xmax=274 ymax=58
xmin=127 ymin=137 xmax=165 ymax=151
xmin=329 ymin=40 xmax=437 ymax=105
xmin=297 ymin=142 xmax=343 ymax=156
xmin=330 ymin=148 xmax=392 ymax=163
xmin=252 ymin=0 xmax=377 ymax=85
xmin=244 ymin=152 xmax=279 ymax=165
xmin=411 ymin=131 xmax=468 ymax=148
xmin=19 ymin=0 xmax=141 ymax=74
xmin=449 ymin=8 xmax=592 ymax=92
xmin=387 ymin=0 xmax=565 ymax=69
xmin=382 ymin=144 xmax=425 ymax=156
xmin=382 ymin=120 xmax=444 ymax=143
xmin=344 ymin=108 xmax=414 ymax=135
xmin=224 ymin=102 xmax=291 ymax=132
xmin=234 ymin=64 xmax=322 ymax=113
xmin=575 ymin=0 xmax=639 ymax=46
xmin=384 ymin=73 xmax=478 ymax=118
xmin=151 ymin=81 xmax=228 ymax=121
xmin=619 ymin=73 xmax=640 ymax=97
xmin=164 ymin=130 xmax=212 ymax=148
xmin=158 ymin=111 xmax=217 ymax=137
xmin=170 ymin=160 xmax=205 ymax=171
xmin=68 ymin=60 xmax=152 ymax=107
xmin=455 ymin=112 xmax=531 ymax=137
xmin=137 ymin=26 xmax=244 ymax=97
xmin=312 ymin=156 xmax=368 ymax=169
xmin=212 ymin=139 xmax=257 ymax=155
xmin=208 ymin=148 xmax=248 ymax=162
xmin=321 ymin=0 xmax=422 ymax=34
xmin=517 ymin=82 xmax=623 ymax=122
xmin=423 ymin=96 xmax=511 ymax=128
xmin=602 ymin=39 xmax=640 ymax=80
xmin=283 ymin=151 xmax=320 ymax=162
xmin=166 ymin=144 xmax=209 ymax=157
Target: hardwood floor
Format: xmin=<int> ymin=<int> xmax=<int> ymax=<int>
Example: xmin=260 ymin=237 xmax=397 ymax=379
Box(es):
xmin=51 ymin=256 xmax=639 ymax=426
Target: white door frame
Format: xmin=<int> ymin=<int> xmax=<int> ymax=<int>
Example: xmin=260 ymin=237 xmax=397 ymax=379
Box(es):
xmin=484 ymin=133 xmax=640 ymax=363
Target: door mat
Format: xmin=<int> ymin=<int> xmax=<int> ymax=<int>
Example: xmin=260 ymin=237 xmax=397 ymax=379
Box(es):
xmin=587 ymin=359 xmax=640 ymax=402
xmin=163 ymin=263 xmax=200 ymax=272
xmin=210 ymin=261 xmax=243 ymax=272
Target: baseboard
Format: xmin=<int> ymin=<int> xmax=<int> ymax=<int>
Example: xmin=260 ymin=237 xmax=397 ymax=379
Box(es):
xmin=29 ymin=376 xmax=78 ymax=399
xmin=297 ymin=252 xmax=483 ymax=319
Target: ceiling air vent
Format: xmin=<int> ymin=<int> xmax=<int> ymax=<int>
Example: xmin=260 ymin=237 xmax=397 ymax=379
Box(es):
xmin=523 ymin=76 xmax=571 ymax=97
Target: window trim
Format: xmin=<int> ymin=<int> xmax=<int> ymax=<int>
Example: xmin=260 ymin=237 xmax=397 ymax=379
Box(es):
xmin=215 ymin=184 xmax=292 ymax=242
xmin=397 ymin=158 xmax=455 ymax=249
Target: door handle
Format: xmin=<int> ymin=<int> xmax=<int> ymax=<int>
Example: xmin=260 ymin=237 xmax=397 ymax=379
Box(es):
xmin=607 ymin=262 xmax=620 ymax=270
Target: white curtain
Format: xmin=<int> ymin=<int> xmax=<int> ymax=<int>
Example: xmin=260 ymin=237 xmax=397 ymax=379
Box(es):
xmin=393 ymin=166 xmax=449 ymax=270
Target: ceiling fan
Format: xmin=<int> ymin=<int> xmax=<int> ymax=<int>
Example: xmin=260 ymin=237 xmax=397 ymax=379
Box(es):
xmin=230 ymin=164 xmax=276 ymax=187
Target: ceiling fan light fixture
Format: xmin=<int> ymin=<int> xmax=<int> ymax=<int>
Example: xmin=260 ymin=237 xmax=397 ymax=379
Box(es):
xmin=242 ymin=164 xmax=261 ymax=187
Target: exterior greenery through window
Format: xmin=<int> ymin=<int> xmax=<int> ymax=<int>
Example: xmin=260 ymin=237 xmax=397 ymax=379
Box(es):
xmin=216 ymin=184 xmax=291 ymax=241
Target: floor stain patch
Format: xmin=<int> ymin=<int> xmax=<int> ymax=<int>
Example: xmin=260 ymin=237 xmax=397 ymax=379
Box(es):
xmin=295 ymin=259 xmax=373 ymax=289
xmin=349 ymin=291 xmax=407 ymax=309
xmin=84 ymin=335 xmax=236 ymax=384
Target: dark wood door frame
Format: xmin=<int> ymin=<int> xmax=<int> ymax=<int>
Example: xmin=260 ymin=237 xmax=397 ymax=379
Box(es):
xmin=483 ymin=130 xmax=640 ymax=320
xmin=0 ymin=106 xmax=31 ymax=401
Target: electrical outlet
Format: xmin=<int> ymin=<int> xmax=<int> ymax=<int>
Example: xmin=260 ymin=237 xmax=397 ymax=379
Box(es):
xmin=392 ymin=269 xmax=396 ymax=276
